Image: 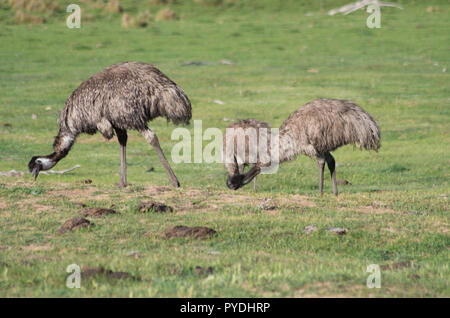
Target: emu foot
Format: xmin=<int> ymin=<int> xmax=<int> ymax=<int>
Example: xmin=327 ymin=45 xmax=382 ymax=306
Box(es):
xmin=117 ymin=182 xmax=128 ymax=189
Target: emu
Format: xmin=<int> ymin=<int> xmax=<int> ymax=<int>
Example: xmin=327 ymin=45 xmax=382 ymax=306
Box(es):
xmin=28 ymin=62 xmax=191 ymax=188
xmin=226 ymin=98 xmax=381 ymax=195
xmin=223 ymin=119 xmax=271 ymax=191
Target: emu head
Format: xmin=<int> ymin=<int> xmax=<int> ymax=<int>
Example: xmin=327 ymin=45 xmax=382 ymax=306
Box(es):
xmin=226 ymin=156 xmax=261 ymax=190
xmin=28 ymin=156 xmax=55 ymax=180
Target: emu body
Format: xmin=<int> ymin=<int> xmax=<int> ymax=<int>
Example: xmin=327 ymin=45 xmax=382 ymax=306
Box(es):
xmin=226 ymin=99 xmax=381 ymax=195
xmin=28 ymin=62 xmax=191 ymax=187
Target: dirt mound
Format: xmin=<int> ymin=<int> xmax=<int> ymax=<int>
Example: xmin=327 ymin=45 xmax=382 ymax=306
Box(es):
xmin=194 ymin=266 xmax=214 ymax=276
xmin=163 ymin=225 xmax=217 ymax=239
xmin=380 ymin=261 xmax=414 ymax=271
xmin=79 ymin=207 xmax=118 ymax=217
xmin=337 ymin=180 xmax=351 ymax=185
xmin=58 ymin=217 xmax=93 ymax=234
xmin=81 ymin=266 xmax=134 ymax=280
xmin=139 ymin=201 xmax=173 ymax=213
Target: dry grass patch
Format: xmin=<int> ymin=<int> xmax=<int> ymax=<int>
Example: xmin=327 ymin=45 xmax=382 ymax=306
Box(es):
xmin=22 ymin=244 xmax=53 ymax=251
xmin=104 ymin=0 xmax=123 ymax=14
xmin=8 ymin=0 xmax=59 ymax=14
xmin=155 ymin=7 xmax=176 ymax=21
xmin=121 ymin=10 xmax=152 ymax=28
xmin=15 ymin=10 xmax=44 ymax=25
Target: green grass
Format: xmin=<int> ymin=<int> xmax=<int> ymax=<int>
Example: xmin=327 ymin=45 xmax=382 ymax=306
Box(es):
xmin=0 ymin=0 xmax=449 ymax=297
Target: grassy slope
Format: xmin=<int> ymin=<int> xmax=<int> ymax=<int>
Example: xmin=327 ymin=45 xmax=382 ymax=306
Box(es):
xmin=0 ymin=0 xmax=448 ymax=297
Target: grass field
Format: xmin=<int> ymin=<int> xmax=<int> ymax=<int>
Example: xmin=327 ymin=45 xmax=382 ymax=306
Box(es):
xmin=0 ymin=0 xmax=449 ymax=297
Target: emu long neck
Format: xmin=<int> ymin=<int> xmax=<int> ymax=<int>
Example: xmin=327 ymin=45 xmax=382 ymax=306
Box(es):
xmin=45 ymin=130 xmax=77 ymax=167
xmin=277 ymin=130 xmax=298 ymax=163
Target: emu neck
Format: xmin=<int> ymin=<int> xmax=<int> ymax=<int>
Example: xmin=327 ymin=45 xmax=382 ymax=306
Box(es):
xmin=277 ymin=130 xmax=297 ymax=163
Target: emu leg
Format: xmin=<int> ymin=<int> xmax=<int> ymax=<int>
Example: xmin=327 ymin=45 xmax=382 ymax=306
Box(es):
xmin=141 ymin=128 xmax=180 ymax=188
xmin=253 ymin=176 xmax=257 ymax=191
xmin=325 ymin=152 xmax=338 ymax=196
xmin=317 ymin=157 xmax=325 ymax=195
xmin=115 ymin=128 xmax=128 ymax=188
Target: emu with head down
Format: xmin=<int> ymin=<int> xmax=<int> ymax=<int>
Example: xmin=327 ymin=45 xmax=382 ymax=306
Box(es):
xmin=28 ymin=62 xmax=191 ymax=188
xmin=225 ymin=99 xmax=381 ymax=195
xmin=223 ymin=119 xmax=272 ymax=191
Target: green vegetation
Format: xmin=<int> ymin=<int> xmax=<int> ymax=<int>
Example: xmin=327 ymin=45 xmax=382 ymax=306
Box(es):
xmin=0 ymin=0 xmax=448 ymax=297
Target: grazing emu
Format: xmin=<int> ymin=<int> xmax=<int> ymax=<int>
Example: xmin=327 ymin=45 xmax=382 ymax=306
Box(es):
xmin=223 ymin=119 xmax=271 ymax=190
xmin=28 ymin=62 xmax=191 ymax=188
xmin=226 ymin=99 xmax=380 ymax=195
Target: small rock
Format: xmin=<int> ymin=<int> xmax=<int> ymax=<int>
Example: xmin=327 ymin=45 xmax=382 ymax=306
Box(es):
xmin=221 ymin=59 xmax=233 ymax=65
xmin=139 ymin=201 xmax=173 ymax=213
xmin=213 ymin=99 xmax=226 ymax=105
xmin=58 ymin=217 xmax=93 ymax=234
xmin=79 ymin=207 xmax=118 ymax=217
xmin=31 ymin=114 xmax=37 ymax=120
xmin=327 ymin=227 xmax=347 ymax=235
xmin=303 ymin=224 xmax=318 ymax=234
xmin=337 ymin=179 xmax=351 ymax=185
xmin=45 ymin=106 xmax=52 ymax=111
xmin=127 ymin=251 xmax=141 ymax=258
xmin=163 ymin=225 xmax=217 ymax=239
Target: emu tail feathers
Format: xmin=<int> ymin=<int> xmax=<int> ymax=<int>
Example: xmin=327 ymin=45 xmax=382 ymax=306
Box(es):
xmin=158 ymin=85 xmax=192 ymax=125
xmin=347 ymin=110 xmax=381 ymax=151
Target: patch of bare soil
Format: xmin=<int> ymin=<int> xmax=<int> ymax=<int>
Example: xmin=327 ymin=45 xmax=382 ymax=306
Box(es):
xmin=279 ymin=195 xmax=316 ymax=208
xmin=163 ymin=225 xmax=217 ymax=239
xmin=144 ymin=185 xmax=172 ymax=194
xmin=380 ymin=261 xmax=414 ymax=271
xmin=138 ymin=201 xmax=173 ymax=213
xmin=58 ymin=217 xmax=94 ymax=234
xmin=79 ymin=207 xmax=118 ymax=217
xmin=23 ymin=244 xmax=53 ymax=251
xmin=81 ymin=266 xmax=134 ymax=280
xmin=194 ymin=266 xmax=214 ymax=276
xmin=342 ymin=204 xmax=398 ymax=215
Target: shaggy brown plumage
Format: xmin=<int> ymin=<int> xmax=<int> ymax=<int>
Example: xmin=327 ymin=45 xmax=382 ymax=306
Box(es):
xmin=29 ymin=62 xmax=191 ymax=188
xmin=226 ymin=98 xmax=381 ymax=195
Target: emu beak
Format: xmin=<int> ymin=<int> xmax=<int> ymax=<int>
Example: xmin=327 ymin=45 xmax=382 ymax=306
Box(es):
xmin=31 ymin=166 xmax=40 ymax=180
